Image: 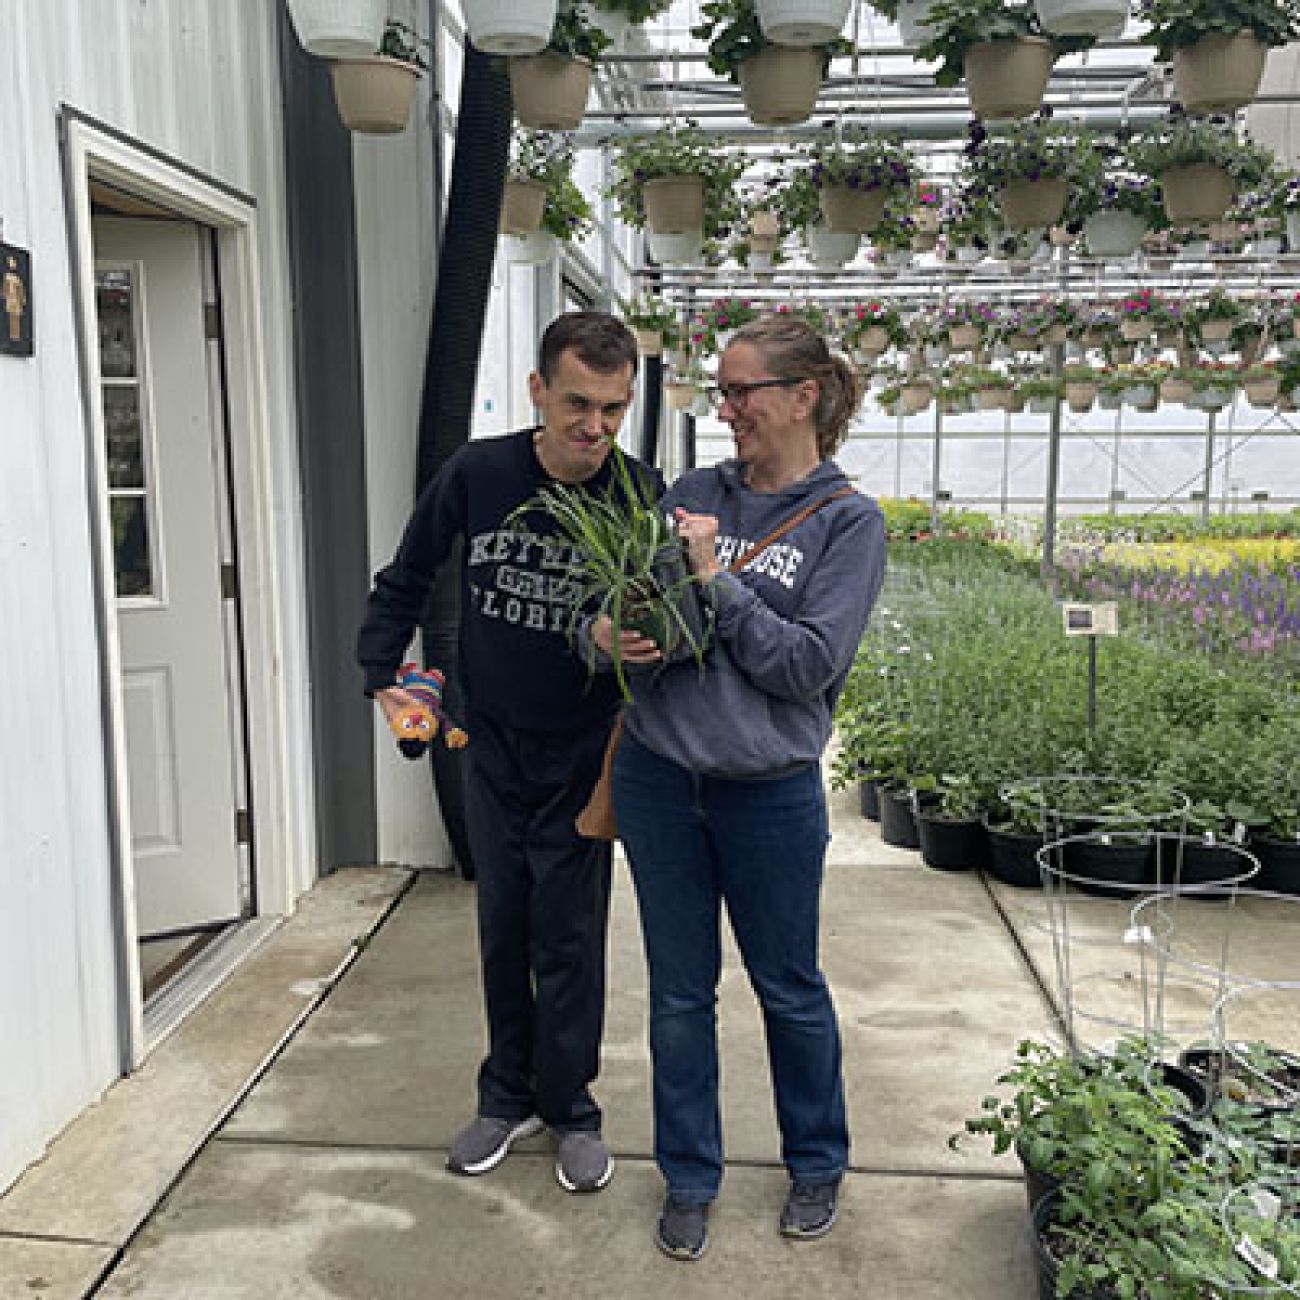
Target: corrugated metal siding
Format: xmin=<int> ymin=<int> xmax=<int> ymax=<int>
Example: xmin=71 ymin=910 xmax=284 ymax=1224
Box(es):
xmin=0 ymin=0 xmax=314 ymax=1193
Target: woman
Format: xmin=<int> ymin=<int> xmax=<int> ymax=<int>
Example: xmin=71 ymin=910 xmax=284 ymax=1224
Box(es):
xmin=594 ymin=315 xmax=886 ymax=1260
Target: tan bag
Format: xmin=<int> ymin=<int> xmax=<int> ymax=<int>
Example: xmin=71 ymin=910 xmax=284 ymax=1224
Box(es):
xmin=573 ymin=487 xmax=854 ymax=842
xmin=575 ymin=715 xmax=624 ymax=841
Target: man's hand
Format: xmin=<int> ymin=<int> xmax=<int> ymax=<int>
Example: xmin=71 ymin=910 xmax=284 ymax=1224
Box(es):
xmin=593 ymin=614 xmax=662 ymax=664
xmin=674 ymin=507 xmax=720 ymax=580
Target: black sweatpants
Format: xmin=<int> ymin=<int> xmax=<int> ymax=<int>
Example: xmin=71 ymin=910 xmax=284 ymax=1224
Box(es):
xmin=464 ymin=708 xmax=614 ymax=1133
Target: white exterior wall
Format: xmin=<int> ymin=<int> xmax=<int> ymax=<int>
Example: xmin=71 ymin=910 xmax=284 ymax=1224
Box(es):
xmin=0 ymin=0 xmax=314 ymax=1193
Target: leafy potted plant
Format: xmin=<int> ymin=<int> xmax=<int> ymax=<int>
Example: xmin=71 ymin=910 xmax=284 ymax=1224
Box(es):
xmin=844 ymin=300 xmax=908 ymax=360
xmin=962 ymin=112 xmax=1081 ymax=230
xmin=693 ymin=296 xmax=761 ymax=354
xmin=918 ymin=0 xmax=1095 ymax=120
xmin=1071 ymin=140 xmax=1168 ymax=258
xmin=329 ymin=18 xmax=428 ymax=134
xmin=508 ymin=3 xmax=610 ymax=130
xmin=769 ymin=172 xmax=859 ymax=266
xmin=915 ymin=772 xmax=991 ymax=869
xmin=1064 ymin=362 xmax=1100 ymax=411
xmin=807 ymin=131 xmax=919 ymax=234
xmin=606 ymin=121 xmax=746 ymax=239
xmin=621 ymin=294 xmax=680 ymax=356
xmin=510 ymin=447 xmax=711 ymax=699
xmin=1242 ymin=360 xmax=1281 ymax=407
xmin=692 ymin=0 xmax=848 ymax=125
xmin=1127 ymin=113 xmax=1274 ymax=225
xmin=1018 ymin=375 xmax=1063 ymax=413
xmin=1187 ymin=287 xmax=1244 ymax=347
xmin=503 ymin=131 xmax=564 ymax=235
xmin=578 ymin=0 xmax=673 ymax=49
xmin=1141 ymin=0 xmax=1300 ymax=114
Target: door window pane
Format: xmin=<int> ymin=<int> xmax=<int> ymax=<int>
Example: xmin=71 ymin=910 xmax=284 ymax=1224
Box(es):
xmin=103 ymin=387 xmax=144 ymax=488
xmin=111 ymin=496 xmax=152 ymax=597
xmin=97 ymin=271 xmax=136 ymax=378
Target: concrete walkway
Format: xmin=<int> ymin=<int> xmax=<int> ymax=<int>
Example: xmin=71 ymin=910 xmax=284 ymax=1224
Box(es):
xmin=5 ymin=780 xmax=1294 ymax=1299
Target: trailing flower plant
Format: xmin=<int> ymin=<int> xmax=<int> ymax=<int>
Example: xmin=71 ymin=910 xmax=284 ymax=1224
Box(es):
xmin=508 ymin=133 xmax=593 ymax=240
xmin=1126 ymin=112 xmax=1274 ymax=187
xmin=1138 ymin=0 xmax=1300 ymax=62
xmin=807 ymin=131 xmax=919 ymax=197
xmin=622 ymin=293 xmax=681 ymax=347
xmin=693 ymin=296 xmax=760 ymax=353
xmin=378 ymin=18 xmax=431 ymax=67
xmin=691 ymin=0 xmax=850 ymax=78
xmin=845 ymin=300 xmax=909 ymax=350
xmin=961 ymin=112 xmax=1086 ymax=191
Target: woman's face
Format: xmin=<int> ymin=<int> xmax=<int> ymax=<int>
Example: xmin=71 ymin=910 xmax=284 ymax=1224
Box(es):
xmin=715 ymin=341 xmax=813 ymax=470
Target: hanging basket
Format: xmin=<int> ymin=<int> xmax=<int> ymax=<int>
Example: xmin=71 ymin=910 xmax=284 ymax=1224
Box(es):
xmin=633 ymin=327 xmax=663 ymax=356
xmin=500 ymin=178 xmax=547 ymax=235
xmin=641 ymin=175 xmax=706 ymax=236
xmin=1083 ymin=210 xmax=1148 ymax=258
xmin=738 ymin=46 xmax=823 ymax=125
xmin=579 ymin=2 xmax=632 ymax=50
xmin=1160 ymin=376 xmax=1193 ymax=404
xmin=804 ymin=223 xmax=860 ymax=266
xmin=330 ymin=57 xmax=422 ymax=133
xmin=508 ymin=53 xmax=592 ymax=130
xmin=998 ymin=177 xmax=1068 ymax=230
xmin=948 ymin=324 xmax=981 ymax=350
xmin=646 ymin=229 xmax=705 ymax=265
xmin=1033 ymin=0 xmax=1128 ymax=36
xmin=1159 ymin=163 xmax=1235 ymax=224
xmin=963 ymin=37 xmax=1055 ymax=120
xmin=1119 ymin=317 xmax=1151 ymax=342
xmin=502 ymin=230 xmax=559 ymax=264
xmin=1065 ymin=382 xmax=1097 ymax=412
xmin=1245 ymin=377 xmax=1281 ymax=407
xmin=856 ymin=325 xmax=890 ymax=355
xmin=819 ymin=185 xmax=888 ymax=234
xmin=1173 ymin=32 xmax=1268 ymax=114
xmin=286 ymin=0 xmax=387 ymax=55
xmin=463 ymin=0 xmax=557 ymax=54
xmin=1199 ymin=316 xmax=1235 ymax=342
xmin=896 ymin=0 xmax=940 ymax=44
xmin=664 ymin=381 xmax=696 ymax=411
xmin=756 ymin=0 xmax=851 ymax=45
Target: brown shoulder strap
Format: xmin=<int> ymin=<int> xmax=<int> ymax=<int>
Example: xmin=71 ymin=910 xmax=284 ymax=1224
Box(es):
xmin=727 ymin=486 xmax=855 ymax=575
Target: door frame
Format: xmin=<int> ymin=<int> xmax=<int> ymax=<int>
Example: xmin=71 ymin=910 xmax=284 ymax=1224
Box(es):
xmin=60 ymin=109 xmax=302 ymax=1069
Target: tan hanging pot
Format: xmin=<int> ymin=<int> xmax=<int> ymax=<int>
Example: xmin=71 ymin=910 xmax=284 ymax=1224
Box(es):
xmin=963 ymin=37 xmax=1055 ymax=120
xmin=508 ymin=53 xmax=592 ymax=130
xmin=856 ymin=325 xmax=890 ymax=355
xmin=500 ymin=178 xmax=547 ymax=235
xmin=1159 ymin=163 xmax=1235 ymax=223
xmin=641 ymin=176 xmax=706 ymax=235
xmin=1173 ymin=32 xmax=1268 ymax=114
xmin=330 ymin=56 xmax=422 ymax=133
xmin=634 ymin=327 xmax=663 ymax=356
xmin=737 ymin=46 xmax=823 ymax=125
xmin=1199 ymin=316 xmax=1235 ymax=342
xmin=1065 ymin=381 xmax=1097 ymax=412
xmin=1161 ymin=375 xmax=1193 ymax=404
xmin=819 ymin=185 xmax=888 ymax=234
xmin=1245 ymin=376 xmax=1280 ymax=407
xmin=998 ymin=177 xmax=1068 ymax=230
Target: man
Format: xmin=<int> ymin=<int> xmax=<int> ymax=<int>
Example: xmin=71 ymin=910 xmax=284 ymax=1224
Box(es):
xmin=357 ymin=311 xmax=660 ymax=1194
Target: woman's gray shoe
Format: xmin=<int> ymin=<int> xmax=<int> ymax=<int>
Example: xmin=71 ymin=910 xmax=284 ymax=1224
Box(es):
xmin=447 ymin=1115 xmax=543 ymax=1175
xmin=656 ymin=1197 xmax=709 ymax=1260
xmin=554 ymin=1130 xmax=614 ymax=1192
xmin=779 ymin=1180 xmax=840 ymax=1239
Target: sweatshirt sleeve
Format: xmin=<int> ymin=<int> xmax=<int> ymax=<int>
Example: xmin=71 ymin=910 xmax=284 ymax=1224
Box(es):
xmin=355 ymin=458 xmax=467 ymax=694
xmin=709 ymin=503 xmax=885 ymax=703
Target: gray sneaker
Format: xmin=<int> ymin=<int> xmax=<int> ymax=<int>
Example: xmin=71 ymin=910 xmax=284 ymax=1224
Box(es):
xmin=779 ymin=1179 xmax=840 ymax=1239
xmin=554 ymin=1129 xmax=614 ymax=1193
xmin=447 ymin=1115 xmax=543 ymax=1176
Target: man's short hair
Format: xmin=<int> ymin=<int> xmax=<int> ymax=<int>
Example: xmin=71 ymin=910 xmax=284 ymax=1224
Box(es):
xmin=538 ymin=311 xmax=639 ymax=383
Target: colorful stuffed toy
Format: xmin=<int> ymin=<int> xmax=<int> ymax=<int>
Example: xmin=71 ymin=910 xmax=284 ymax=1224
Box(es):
xmin=388 ymin=663 xmax=468 ymax=759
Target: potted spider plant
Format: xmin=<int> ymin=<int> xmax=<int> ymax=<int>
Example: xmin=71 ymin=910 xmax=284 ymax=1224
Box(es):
xmin=329 ymin=18 xmax=428 ymax=133
xmin=508 ymin=446 xmax=712 ymax=699
xmin=508 ymin=2 xmax=610 ymax=130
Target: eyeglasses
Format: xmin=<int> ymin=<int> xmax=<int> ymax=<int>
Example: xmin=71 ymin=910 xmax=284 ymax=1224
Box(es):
xmin=706 ymin=377 xmax=807 ymax=411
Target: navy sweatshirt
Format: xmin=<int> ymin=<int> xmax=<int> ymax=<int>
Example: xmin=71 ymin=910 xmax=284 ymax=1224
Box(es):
xmin=357 ymin=428 xmax=664 ymax=734
xmin=624 ymin=459 xmax=886 ymax=778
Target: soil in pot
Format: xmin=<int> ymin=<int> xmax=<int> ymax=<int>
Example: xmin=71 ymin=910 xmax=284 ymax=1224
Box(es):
xmin=916 ymin=810 xmax=988 ymax=871
xmin=983 ymin=818 xmax=1044 ymax=889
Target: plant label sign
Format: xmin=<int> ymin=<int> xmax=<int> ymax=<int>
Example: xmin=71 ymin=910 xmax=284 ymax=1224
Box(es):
xmin=1062 ymin=602 xmax=1118 ymax=637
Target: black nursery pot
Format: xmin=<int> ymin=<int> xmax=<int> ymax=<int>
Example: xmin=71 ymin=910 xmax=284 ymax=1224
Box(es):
xmin=1031 ymin=1191 xmax=1119 ymax=1300
xmin=1063 ymin=834 xmax=1153 ymax=900
xmin=859 ymin=777 xmax=881 ymax=822
xmin=1169 ymin=837 xmax=1253 ymax=896
xmin=916 ymin=810 xmax=988 ymax=871
xmin=1250 ymin=836 xmax=1300 ymax=895
xmin=983 ymin=818 xmax=1043 ymax=889
xmin=879 ymin=784 xmax=921 ymax=849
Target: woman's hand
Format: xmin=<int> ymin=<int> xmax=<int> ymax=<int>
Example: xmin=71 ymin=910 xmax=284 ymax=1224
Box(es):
xmin=593 ymin=614 xmax=662 ymax=664
xmin=674 ymin=507 xmax=720 ymax=580
xmin=374 ymin=686 xmax=422 ymax=728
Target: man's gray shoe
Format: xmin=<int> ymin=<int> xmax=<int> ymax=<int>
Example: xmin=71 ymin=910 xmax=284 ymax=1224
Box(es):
xmin=656 ymin=1197 xmax=709 ymax=1261
xmin=447 ymin=1115 xmax=543 ymax=1176
xmin=779 ymin=1179 xmax=840 ymax=1239
xmin=554 ymin=1130 xmax=614 ymax=1192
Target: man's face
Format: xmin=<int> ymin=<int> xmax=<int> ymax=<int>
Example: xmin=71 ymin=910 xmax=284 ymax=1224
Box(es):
xmin=529 ymin=349 xmax=636 ymax=484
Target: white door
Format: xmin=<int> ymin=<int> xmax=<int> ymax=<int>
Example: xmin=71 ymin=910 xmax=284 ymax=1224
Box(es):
xmin=93 ymin=218 xmax=245 ymax=937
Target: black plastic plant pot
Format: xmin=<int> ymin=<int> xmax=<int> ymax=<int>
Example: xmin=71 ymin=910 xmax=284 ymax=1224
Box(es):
xmin=1063 ymin=835 xmax=1153 ymax=900
xmin=625 ymin=542 xmax=710 ymax=662
xmin=1177 ymin=1045 xmax=1300 ymax=1114
xmin=1173 ymin=839 xmax=1254 ymax=897
xmin=1151 ymin=1061 xmax=1210 ymax=1119
xmin=1031 ymin=1190 xmax=1119 ymax=1300
xmin=879 ymin=783 xmax=920 ymax=849
xmin=1017 ymin=1139 xmax=1061 ymax=1216
xmin=983 ymin=819 xmax=1044 ymax=889
xmin=917 ymin=810 xmax=988 ymax=871
xmin=1250 ymin=836 xmax=1300 ymax=895
xmin=859 ymin=777 xmax=881 ymax=822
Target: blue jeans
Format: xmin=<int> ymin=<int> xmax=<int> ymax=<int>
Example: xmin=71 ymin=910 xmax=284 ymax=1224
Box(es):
xmin=613 ymin=732 xmax=849 ymax=1204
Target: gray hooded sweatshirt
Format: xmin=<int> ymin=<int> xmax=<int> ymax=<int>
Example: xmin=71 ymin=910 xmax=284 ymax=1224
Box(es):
xmin=624 ymin=458 xmax=886 ymax=779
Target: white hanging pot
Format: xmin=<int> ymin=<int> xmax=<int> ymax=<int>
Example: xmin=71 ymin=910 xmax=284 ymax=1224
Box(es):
xmin=646 ymin=230 xmax=705 ymax=265
xmin=1250 ymin=235 xmax=1283 ymax=256
xmin=579 ymin=3 xmax=632 ymax=50
xmin=804 ymin=223 xmax=860 ymax=267
xmin=756 ymin=0 xmax=851 ymax=46
xmin=286 ymin=0 xmax=387 ymax=56
xmin=1083 ymin=210 xmax=1149 ymax=259
xmin=1033 ymin=0 xmax=1128 ymax=37
xmin=896 ymin=0 xmax=940 ymax=44
xmin=1286 ymin=210 xmax=1300 ymax=251
xmin=502 ymin=230 xmax=559 ymax=264
xmin=748 ymin=249 xmax=775 ymax=271
xmin=463 ymin=0 xmax=557 ymax=54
